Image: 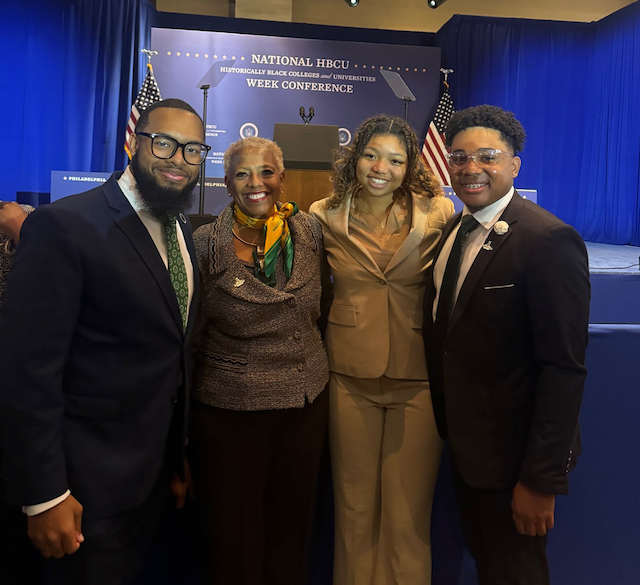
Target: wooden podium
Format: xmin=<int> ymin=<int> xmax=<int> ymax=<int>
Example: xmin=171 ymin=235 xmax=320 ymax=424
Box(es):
xmin=273 ymin=123 xmax=339 ymax=212
xmin=282 ymin=169 xmax=333 ymax=212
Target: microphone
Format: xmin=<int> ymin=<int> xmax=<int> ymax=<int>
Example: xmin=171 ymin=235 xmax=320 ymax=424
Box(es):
xmin=309 ymin=106 xmax=315 ymax=120
xmin=299 ymin=106 xmax=305 ymax=121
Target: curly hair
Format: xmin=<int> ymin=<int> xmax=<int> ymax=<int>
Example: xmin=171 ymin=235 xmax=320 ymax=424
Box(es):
xmin=223 ymin=137 xmax=285 ymax=177
xmin=325 ymin=114 xmax=442 ymax=210
xmin=445 ymin=105 xmax=526 ymax=154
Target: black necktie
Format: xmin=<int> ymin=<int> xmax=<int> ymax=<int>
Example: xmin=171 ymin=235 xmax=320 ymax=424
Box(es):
xmin=435 ymin=214 xmax=479 ymax=339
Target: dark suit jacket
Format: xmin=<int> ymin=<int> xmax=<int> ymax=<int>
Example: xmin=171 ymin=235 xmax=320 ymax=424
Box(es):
xmin=423 ymin=192 xmax=590 ymax=495
xmin=0 ymin=173 xmax=199 ymax=520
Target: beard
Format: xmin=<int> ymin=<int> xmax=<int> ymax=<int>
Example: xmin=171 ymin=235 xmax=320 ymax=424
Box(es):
xmin=130 ymin=154 xmax=198 ymax=220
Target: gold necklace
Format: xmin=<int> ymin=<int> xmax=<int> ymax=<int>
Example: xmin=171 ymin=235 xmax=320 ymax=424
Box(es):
xmin=361 ymin=200 xmax=393 ymax=229
xmin=232 ymin=227 xmax=265 ymax=254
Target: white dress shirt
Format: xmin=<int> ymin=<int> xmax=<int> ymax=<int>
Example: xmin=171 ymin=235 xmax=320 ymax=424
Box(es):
xmin=118 ymin=166 xmax=195 ymax=318
xmin=432 ymin=187 xmax=515 ymax=322
xmin=25 ymin=166 xmax=194 ymax=516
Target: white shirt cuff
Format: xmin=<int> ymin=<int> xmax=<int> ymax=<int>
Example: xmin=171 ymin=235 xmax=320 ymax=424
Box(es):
xmin=23 ymin=490 xmax=71 ymax=516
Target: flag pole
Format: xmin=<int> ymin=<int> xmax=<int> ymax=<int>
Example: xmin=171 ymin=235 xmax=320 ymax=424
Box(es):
xmin=440 ymin=67 xmax=454 ymax=88
xmin=141 ymin=49 xmax=159 ymax=81
xmin=198 ymin=85 xmax=210 ymax=215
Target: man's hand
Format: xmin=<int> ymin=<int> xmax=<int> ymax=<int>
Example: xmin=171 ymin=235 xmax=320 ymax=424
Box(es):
xmin=170 ymin=459 xmax=195 ymax=509
xmin=0 ymin=201 xmax=28 ymax=243
xmin=27 ymin=495 xmax=84 ymax=558
xmin=512 ymin=481 xmax=555 ymax=536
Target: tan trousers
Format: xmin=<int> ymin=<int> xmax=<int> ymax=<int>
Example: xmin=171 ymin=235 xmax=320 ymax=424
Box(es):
xmin=330 ymin=373 xmax=442 ymax=585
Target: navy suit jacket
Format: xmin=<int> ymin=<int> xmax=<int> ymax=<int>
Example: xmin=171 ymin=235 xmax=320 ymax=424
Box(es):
xmin=0 ymin=173 xmax=199 ymax=519
xmin=423 ymin=192 xmax=590 ymax=495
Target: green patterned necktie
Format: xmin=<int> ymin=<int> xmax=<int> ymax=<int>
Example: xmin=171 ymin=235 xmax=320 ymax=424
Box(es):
xmin=163 ymin=216 xmax=189 ymax=331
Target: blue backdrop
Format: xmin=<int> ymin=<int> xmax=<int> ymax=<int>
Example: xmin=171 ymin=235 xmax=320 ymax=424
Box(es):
xmin=1 ymin=1 xmax=638 ymax=238
xmin=0 ymin=0 xmax=154 ymax=205
xmin=437 ymin=5 xmax=640 ymax=245
xmin=151 ymin=28 xmax=441 ymax=177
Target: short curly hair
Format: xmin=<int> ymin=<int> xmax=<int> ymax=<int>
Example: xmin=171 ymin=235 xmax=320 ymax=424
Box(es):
xmin=223 ymin=137 xmax=285 ymax=177
xmin=445 ymin=105 xmax=526 ymax=154
xmin=325 ymin=114 xmax=442 ymax=210
xmin=136 ymin=98 xmax=202 ymax=133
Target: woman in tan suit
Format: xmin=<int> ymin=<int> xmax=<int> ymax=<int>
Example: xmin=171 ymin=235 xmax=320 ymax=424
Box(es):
xmin=309 ymin=114 xmax=454 ymax=585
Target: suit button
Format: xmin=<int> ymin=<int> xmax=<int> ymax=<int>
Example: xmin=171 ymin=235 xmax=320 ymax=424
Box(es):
xmin=170 ymin=395 xmax=178 ymax=405
xmin=297 ymin=364 xmax=304 ymax=372
xmin=293 ymin=331 xmax=301 ymax=340
xmin=379 ymin=279 xmax=386 ymax=285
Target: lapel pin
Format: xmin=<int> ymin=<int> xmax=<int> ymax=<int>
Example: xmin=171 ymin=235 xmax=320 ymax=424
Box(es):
xmin=493 ymin=220 xmax=509 ymax=235
xmin=179 ymin=213 xmax=187 ymax=224
xmin=482 ymin=241 xmax=493 ymax=251
xmin=234 ymin=277 xmax=245 ymax=288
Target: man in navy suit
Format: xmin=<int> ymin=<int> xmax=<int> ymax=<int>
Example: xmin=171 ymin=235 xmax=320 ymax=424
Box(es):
xmin=0 ymin=98 xmax=205 ymax=584
xmin=423 ymin=105 xmax=590 ymax=584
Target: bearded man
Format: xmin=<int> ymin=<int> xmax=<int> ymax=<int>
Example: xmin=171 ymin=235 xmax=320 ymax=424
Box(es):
xmin=0 ymin=99 xmax=206 ymax=585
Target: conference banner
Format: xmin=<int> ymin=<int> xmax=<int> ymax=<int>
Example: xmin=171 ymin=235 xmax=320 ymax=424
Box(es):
xmin=151 ymin=28 xmax=441 ymax=179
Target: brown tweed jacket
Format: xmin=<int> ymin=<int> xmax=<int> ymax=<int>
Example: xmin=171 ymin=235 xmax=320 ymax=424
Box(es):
xmin=191 ymin=203 xmax=330 ymax=411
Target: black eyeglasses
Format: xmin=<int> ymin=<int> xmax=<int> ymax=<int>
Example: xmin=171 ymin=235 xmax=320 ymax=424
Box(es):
xmin=446 ymin=148 xmax=513 ymax=170
xmin=136 ymin=132 xmax=211 ymax=165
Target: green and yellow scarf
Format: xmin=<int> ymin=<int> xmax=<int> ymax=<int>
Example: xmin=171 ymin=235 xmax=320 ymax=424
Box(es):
xmin=233 ymin=202 xmax=299 ymax=278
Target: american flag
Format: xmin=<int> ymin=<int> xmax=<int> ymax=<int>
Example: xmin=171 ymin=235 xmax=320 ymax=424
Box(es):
xmin=124 ymin=63 xmax=162 ymax=159
xmin=421 ymin=86 xmax=455 ymax=186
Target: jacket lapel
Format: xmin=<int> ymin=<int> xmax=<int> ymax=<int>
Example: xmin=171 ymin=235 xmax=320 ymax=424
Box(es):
xmin=447 ymin=193 xmax=525 ymax=336
xmin=325 ymin=194 xmax=383 ymax=280
xmin=384 ymin=194 xmax=427 ymax=274
xmin=103 ymin=173 xmax=185 ymax=333
xmin=283 ymin=213 xmax=317 ymax=293
xmin=424 ymin=211 xmax=461 ymax=326
xmin=179 ymin=213 xmax=200 ymax=338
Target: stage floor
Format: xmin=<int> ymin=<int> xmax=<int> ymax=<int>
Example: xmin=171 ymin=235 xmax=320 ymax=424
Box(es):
xmin=586 ymin=242 xmax=640 ymax=274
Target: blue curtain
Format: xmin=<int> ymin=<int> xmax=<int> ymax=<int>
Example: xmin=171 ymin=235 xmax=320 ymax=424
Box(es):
xmin=437 ymin=5 xmax=640 ymax=245
xmin=574 ymin=6 xmax=640 ymax=245
xmin=3 ymin=2 xmax=639 ymax=245
xmin=0 ymin=0 xmax=154 ymax=201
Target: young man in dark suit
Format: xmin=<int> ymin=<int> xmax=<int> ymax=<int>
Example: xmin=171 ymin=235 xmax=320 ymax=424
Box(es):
xmin=423 ymin=105 xmax=590 ymax=584
xmin=0 ymin=99 xmax=206 ymax=584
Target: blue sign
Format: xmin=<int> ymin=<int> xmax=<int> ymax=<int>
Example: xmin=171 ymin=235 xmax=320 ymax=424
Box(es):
xmin=50 ymin=171 xmax=110 ymax=202
xmin=150 ymin=29 xmax=441 ymax=177
xmin=51 ymin=170 xmax=228 ymax=215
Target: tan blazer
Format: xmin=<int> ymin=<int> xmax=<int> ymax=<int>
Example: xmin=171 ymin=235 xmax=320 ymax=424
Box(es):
xmin=310 ymin=193 xmax=454 ymax=380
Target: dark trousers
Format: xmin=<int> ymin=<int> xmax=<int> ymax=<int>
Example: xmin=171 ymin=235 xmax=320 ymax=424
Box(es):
xmin=452 ymin=461 xmax=550 ymax=585
xmin=44 ymin=471 xmax=170 ymax=585
xmin=189 ymin=390 xmax=329 ymax=585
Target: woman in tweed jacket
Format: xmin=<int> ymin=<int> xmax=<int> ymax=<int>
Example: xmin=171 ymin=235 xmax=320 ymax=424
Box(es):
xmin=189 ymin=137 xmax=330 ymax=585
